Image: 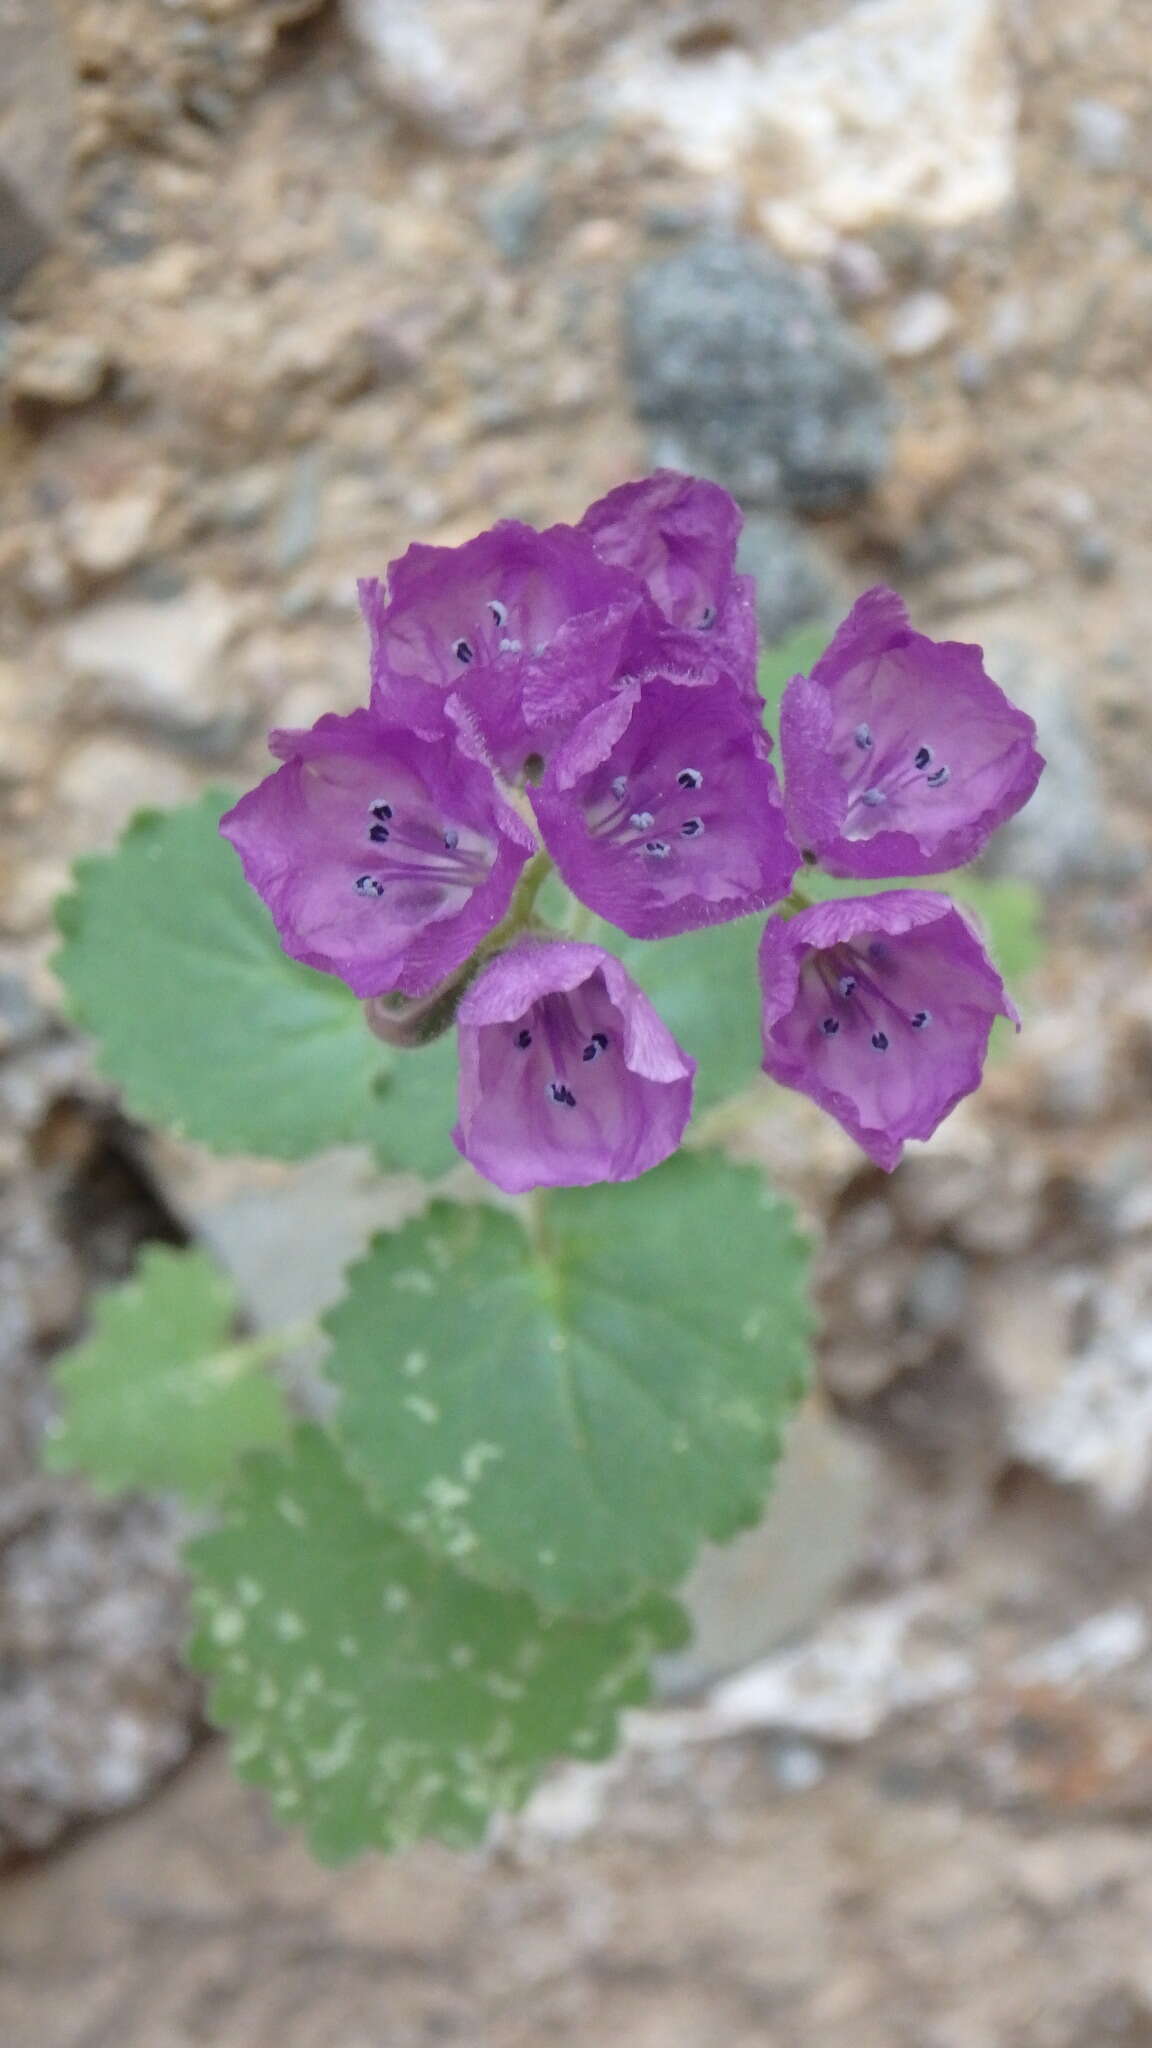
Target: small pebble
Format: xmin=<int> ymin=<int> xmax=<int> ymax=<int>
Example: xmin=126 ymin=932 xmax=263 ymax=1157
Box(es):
xmin=1070 ymin=98 xmax=1131 ymax=175
xmin=886 ymin=292 xmax=955 ymax=360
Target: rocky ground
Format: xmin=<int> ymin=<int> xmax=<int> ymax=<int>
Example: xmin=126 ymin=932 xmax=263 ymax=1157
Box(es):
xmin=3 ymin=0 xmax=1152 ymax=2040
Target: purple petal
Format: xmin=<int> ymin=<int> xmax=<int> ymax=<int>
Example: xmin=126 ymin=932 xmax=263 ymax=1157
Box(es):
xmin=533 ymin=668 xmax=800 ymax=939
xmin=580 ymin=470 xmax=759 ymax=695
xmin=362 ymin=520 xmax=644 ymax=779
xmin=220 ymin=707 xmax=535 ymax=1000
xmin=759 ymin=889 xmax=1018 ymax=1170
xmin=779 ymin=587 xmax=1045 ymax=876
xmin=453 ymin=940 xmax=695 ymax=1192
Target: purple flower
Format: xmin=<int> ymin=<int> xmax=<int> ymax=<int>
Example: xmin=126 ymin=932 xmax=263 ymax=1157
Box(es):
xmin=220 ymin=708 xmax=535 ymax=1000
xmin=580 ymin=470 xmax=758 ymax=692
xmin=359 ymin=520 xmax=643 ymax=780
xmin=759 ymin=890 xmax=1018 ymax=1171
xmin=779 ymin=587 xmax=1044 ymax=877
xmin=532 ymin=668 xmax=799 ymax=939
xmin=453 ymin=940 xmax=695 ymax=1193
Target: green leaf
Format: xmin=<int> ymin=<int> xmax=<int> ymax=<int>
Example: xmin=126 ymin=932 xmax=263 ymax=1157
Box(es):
xmin=757 ymin=623 xmax=832 ymax=733
xmin=187 ymin=1425 xmax=685 ymax=1863
xmin=327 ymin=1152 xmax=811 ymax=1615
xmin=54 ymin=792 xmax=394 ymax=1161
xmin=45 ymin=1245 xmax=288 ymax=1503
xmin=612 ymin=918 xmax=764 ymax=1114
xmin=365 ymin=1030 xmax=460 ymax=1179
xmin=799 ymin=867 xmax=1044 ymax=983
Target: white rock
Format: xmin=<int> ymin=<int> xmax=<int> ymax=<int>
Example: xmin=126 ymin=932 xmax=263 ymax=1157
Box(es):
xmin=1070 ymin=98 xmax=1130 ymax=175
xmin=705 ymin=1593 xmax=972 ymax=1742
xmin=632 ymin=1591 xmax=973 ymax=1746
xmin=1008 ymin=1251 xmax=1152 ymax=1513
xmin=341 ymin=0 xmax=541 ymax=147
xmin=62 ymin=480 xmax=168 ymax=578
xmin=1010 ymin=1607 xmax=1150 ymax=1691
xmin=60 ymin=583 xmax=242 ymax=734
xmin=9 ymin=334 xmax=107 ymax=406
xmin=886 ymin=290 xmax=955 ymax=359
xmin=605 ymin=0 xmax=1018 ymax=256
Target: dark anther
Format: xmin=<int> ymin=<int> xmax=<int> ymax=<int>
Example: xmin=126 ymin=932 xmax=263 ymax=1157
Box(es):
xmin=855 ymin=724 xmax=873 ymax=750
xmin=370 ymin=801 xmax=393 ymax=822
xmin=355 ymin=874 xmax=384 ymax=897
xmin=548 ymin=1081 xmax=577 ymax=1107
xmin=926 ymin=764 xmax=950 ymax=788
xmin=681 ymin=817 xmax=704 ymax=838
xmin=871 ymin=1030 xmax=890 ymax=1051
xmin=488 ymin=599 xmax=507 ymax=627
xmin=645 ymin=839 xmax=671 ymax=858
xmin=677 ymin=767 xmax=703 ymax=790
xmin=369 ymin=823 xmax=391 ymax=843
xmin=838 ymin=975 xmax=857 ymax=998
xmin=515 ymin=1028 xmax=532 ymax=1049
xmin=911 ymin=1010 xmax=932 ymax=1029
xmin=699 ymin=605 xmax=716 ymax=628
xmin=582 ymin=1032 xmax=609 ymax=1061
xmin=453 ymin=637 xmax=474 ymax=664
xmin=914 ymin=746 xmax=932 ymax=770
xmin=443 ymin=827 xmax=459 ymax=851
xmin=822 ymin=1016 xmax=840 ymax=1036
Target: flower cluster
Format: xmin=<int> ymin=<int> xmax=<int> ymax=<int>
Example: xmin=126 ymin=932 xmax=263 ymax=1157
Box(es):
xmin=222 ymin=472 xmax=1043 ymax=1190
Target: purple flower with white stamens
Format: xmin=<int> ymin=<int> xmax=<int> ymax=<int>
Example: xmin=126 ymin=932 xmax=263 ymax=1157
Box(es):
xmin=759 ymin=890 xmax=1019 ymax=1171
xmin=453 ymin=940 xmax=696 ymax=1193
xmin=779 ymin=587 xmax=1044 ymax=877
xmin=580 ymin=470 xmax=758 ymax=691
xmin=220 ymin=708 xmax=535 ymax=999
xmin=360 ymin=520 xmax=643 ymax=780
xmin=532 ymin=668 xmax=799 ymax=940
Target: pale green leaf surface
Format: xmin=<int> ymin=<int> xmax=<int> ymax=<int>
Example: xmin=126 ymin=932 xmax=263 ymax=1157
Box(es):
xmin=609 ymin=919 xmax=764 ymax=1115
xmin=186 ymin=1425 xmax=685 ymax=1863
xmin=757 ymin=623 xmax=833 ymax=733
xmin=328 ymin=1153 xmax=812 ymax=1615
xmin=54 ymin=792 xmax=395 ymax=1160
xmin=364 ymin=1029 xmax=460 ymax=1179
xmin=46 ymin=1245 xmax=287 ymax=1503
xmin=798 ymin=867 xmax=1043 ymax=984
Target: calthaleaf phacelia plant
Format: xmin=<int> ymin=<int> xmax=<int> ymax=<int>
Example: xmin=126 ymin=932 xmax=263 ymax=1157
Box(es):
xmin=47 ymin=471 xmax=1043 ymax=1863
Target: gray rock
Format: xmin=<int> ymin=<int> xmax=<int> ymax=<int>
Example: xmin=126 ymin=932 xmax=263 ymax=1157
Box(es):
xmin=1069 ymin=98 xmax=1130 ymax=175
xmin=0 ymin=1013 xmax=199 ymax=1855
xmin=477 ymin=176 xmax=549 ymax=267
xmin=737 ymin=510 xmax=841 ymax=646
xmin=342 ymin=0 xmax=540 ymax=148
xmin=0 ymin=0 xmax=73 ymax=301
xmin=625 ymin=236 xmax=891 ymax=513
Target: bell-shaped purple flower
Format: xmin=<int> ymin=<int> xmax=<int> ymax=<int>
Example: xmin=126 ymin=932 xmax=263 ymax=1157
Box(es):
xmin=220 ymin=708 xmax=535 ymax=1000
xmin=359 ymin=520 xmax=643 ymax=781
xmin=779 ymin=587 xmax=1044 ymax=877
xmin=453 ymin=940 xmax=695 ymax=1193
xmin=759 ymin=890 xmax=1018 ymax=1171
xmin=579 ymin=470 xmax=758 ymax=692
xmin=532 ymin=668 xmax=799 ymax=940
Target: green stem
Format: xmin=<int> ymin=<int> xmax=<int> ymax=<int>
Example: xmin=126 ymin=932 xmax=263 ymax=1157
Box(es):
xmin=367 ymin=852 xmax=555 ymax=1048
xmin=203 ymin=1319 xmax=320 ymax=1387
xmin=523 ymin=1187 xmax=554 ymax=1260
xmin=781 ymin=886 xmax=814 ymax=918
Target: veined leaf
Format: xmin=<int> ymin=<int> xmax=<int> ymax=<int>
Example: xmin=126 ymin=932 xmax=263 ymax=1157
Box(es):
xmin=45 ymin=1245 xmax=287 ymax=1503
xmin=327 ymin=1152 xmax=812 ymax=1615
xmin=187 ymin=1425 xmax=685 ymax=1862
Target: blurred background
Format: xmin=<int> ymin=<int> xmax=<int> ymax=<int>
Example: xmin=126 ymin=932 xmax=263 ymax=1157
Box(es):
xmin=3 ymin=0 xmax=1152 ymax=2042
